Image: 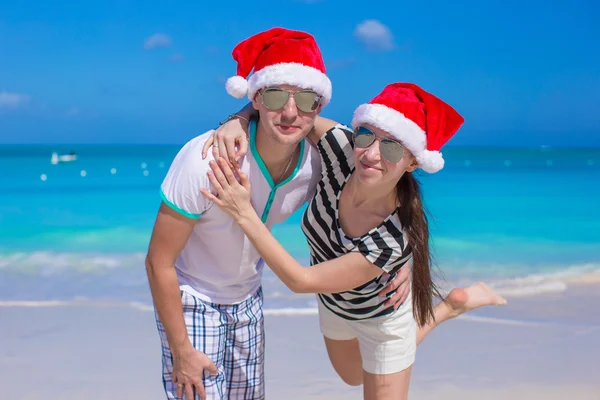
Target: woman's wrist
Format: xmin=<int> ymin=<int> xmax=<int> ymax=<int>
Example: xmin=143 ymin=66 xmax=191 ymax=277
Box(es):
xmin=219 ymin=113 xmax=249 ymax=127
xmin=235 ymin=207 xmax=259 ymax=229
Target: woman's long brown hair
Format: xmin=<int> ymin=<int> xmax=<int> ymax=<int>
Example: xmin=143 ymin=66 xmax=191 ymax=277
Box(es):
xmin=396 ymin=172 xmax=442 ymax=327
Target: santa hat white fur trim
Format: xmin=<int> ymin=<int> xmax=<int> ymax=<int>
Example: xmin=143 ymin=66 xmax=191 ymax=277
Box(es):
xmin=245 ymin=62 xmax=332 ymax=106
xmin=226 ymin=75 xmax=249 ymax=98
xmin=351 ymin=103 xmax=445 ymax=173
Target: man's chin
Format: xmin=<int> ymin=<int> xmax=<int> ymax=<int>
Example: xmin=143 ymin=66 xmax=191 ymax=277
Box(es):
xmin=272 ymin=126 xmax=310 ymax=144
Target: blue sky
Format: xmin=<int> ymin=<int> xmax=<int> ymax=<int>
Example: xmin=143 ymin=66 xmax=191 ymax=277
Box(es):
xmin=0 ymin=0 xmax=598 ymax=146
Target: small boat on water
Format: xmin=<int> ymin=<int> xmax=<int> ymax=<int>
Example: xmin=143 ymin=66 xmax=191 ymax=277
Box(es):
xmin=51 ymin=151 xmax=77 ymax=164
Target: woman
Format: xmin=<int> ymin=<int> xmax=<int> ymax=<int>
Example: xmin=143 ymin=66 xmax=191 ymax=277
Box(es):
xmin=201 ymin=82 xmax=505 ymax=399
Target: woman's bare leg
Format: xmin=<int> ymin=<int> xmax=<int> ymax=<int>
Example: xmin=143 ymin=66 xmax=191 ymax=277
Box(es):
xmin=323 ymin=337 xmax=364 ymax=386
xmin=326 ymin=282 xmax=506 ymax=387
xmin=417 ymin=282 xmax=507 ymax=345
xmin=363 ymin=367 xmax=412 ymax=400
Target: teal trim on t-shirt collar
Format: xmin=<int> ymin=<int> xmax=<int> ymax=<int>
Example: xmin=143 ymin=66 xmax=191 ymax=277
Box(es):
xmin=249 ymin=118 xmax=305 ymax=190
xmin=249 ymin=118 xmax=305 ymax=223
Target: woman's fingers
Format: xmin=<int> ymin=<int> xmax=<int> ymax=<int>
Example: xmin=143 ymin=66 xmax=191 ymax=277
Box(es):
xmin=217 ymin=158 xmax=238 ymax=186
xmin=235 ymin=137 xmax=249 ymax=162
xmin=238 ymin=169 xmax=250 ymax=192
xmin=206 ymin=170 xmax=222 ymax=193
xmin=208 ymin=160 xmax=229 ymax=189
xmin=199 ymin=187 xmax=218 ymax=203
xmin=201 ymin=132 xmax=216 ymax=159
xmin=203 ymin=159 xmax=251 ymax=207
xmin=216 ymin=133 xmax=227 ymax=161
xmin=223 ymin=136 xmax=238 ymax=166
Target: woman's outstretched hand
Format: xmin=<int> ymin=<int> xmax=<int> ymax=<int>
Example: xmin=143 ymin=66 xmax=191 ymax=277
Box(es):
xmin=200 ymin=158 xmax=254 ymax=222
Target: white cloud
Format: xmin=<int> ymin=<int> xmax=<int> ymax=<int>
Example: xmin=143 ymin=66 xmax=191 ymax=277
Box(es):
xmin=0 ymin=91 xmax=30 ymax=108
xmin=354 ymin=20 xmax=395 ymax=51
xmin=143 ymin=33 xmax=172 ymax=50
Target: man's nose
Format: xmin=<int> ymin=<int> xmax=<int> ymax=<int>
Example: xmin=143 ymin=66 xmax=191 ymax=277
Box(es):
xmin=280 ymin=95 xmax=298 ymax=120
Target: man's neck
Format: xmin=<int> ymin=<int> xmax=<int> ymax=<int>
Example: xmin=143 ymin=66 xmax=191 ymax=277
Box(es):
xmin=254 ymin=122 xmax=301 ymax=184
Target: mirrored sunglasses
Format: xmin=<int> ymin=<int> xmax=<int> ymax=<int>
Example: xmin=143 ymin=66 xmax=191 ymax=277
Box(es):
xmin=353 ymin=126 xmax=405 ymax=163
xmin=260 ymin=88 xmax=322 ymax=113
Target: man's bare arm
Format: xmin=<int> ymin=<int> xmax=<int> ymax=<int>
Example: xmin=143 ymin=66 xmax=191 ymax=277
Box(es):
xmin=146 ymin=202 xmax=217 ymax=399
xmin=145 ymin=202 xmax=196 ymax=355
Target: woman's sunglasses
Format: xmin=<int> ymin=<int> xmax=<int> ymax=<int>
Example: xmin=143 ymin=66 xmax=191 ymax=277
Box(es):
xmin=260 ymin=88 xmax=322 ymax=113
xmin=353 ymin=126 xmax=405 ymax=163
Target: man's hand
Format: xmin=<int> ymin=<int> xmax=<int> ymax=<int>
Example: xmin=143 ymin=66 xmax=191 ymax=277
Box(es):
xmin=172 ymin=345 xmax=218 ymax=400
xmin=379 ymin=263 xmax=411 ymax=310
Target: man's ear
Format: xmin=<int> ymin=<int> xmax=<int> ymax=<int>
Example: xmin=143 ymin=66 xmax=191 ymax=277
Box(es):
xmin=251 ymin=93 xmax=260 ymax=110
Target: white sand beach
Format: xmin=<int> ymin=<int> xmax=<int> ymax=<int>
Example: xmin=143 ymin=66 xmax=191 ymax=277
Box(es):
xmin=1 ymin=282 xmax=599 ymax=400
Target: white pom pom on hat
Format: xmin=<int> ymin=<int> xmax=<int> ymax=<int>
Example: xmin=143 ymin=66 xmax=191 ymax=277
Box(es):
xmin=225 ymin=75 xmax=248 ymax=98
xmin=415 ymin=150 xmax=445 ymax=173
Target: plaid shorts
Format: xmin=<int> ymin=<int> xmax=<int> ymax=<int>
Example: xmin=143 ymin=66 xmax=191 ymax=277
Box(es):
xmin=155 ymin=287 xmax=265 ymax=400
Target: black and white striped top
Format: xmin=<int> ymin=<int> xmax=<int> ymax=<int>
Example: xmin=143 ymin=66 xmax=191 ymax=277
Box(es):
xmin=301 ymin=125 xmax=412 ymax=321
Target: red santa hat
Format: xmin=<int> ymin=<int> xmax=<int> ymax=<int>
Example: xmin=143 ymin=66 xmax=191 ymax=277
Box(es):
xmin=351 ymin=83 xmax=464 ymax=173
xmin=225 ymin=27 xmax=332 ymax=106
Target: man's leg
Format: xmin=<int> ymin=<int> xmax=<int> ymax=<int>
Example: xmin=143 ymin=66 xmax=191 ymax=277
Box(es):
xmin=155 ymin=290 xmax=227 ymax=399
xmin=417 ymin=282 xmax=507 ymax=345
xmin=223 ymin=287 xmax=265 ymax=400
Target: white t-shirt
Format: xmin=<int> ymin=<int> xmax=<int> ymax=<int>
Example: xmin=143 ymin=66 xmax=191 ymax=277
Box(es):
xmin=160 ymin=119 xmax=322 ymax=304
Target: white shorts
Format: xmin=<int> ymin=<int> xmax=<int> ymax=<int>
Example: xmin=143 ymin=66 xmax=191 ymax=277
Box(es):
xmin=317 ymin=295 xmax=417 ymax=375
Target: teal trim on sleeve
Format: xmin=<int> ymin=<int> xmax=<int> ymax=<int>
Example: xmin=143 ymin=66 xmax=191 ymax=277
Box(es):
xmin=249 ymin=119 xmax=307 ymax=223
xmin=160 ymin=188 xmax=203 ymax=219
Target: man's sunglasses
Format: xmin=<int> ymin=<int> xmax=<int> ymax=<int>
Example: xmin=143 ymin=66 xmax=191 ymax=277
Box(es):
xmin=353 ymin=126 xmax=405 ymax=163
xmin=260 ymin=88 xmax=322 ymax=113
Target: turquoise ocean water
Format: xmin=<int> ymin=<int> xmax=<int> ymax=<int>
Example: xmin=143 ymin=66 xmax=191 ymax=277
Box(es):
xmin=1 ymin=143 xmax=599 ymax=311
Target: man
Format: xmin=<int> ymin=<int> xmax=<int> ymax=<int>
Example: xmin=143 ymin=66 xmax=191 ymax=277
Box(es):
xmin=145 ymin=27 xmax=410 ymax=400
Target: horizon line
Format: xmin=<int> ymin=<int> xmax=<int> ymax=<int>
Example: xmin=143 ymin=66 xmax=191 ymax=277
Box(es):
xmin=1 ymin=143 xmax=599 ymax=150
